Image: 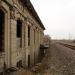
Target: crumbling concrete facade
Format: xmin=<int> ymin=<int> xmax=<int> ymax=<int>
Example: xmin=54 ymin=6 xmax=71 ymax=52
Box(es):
xmin=0 ymin=0 xmax=45 ymax=72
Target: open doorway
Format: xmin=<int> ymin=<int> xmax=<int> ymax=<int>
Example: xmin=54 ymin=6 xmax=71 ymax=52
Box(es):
xmin=0 ymin=9 xmax=5 ymax=52
xmin=17 ymin=60 xmax=22 ymax=68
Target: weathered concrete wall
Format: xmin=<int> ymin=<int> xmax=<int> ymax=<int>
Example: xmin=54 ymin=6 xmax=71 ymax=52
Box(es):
xmin=0 ymin=0 xmax=44 ymax=70
xmin=0 ymin=0 xmax=11 ymax=69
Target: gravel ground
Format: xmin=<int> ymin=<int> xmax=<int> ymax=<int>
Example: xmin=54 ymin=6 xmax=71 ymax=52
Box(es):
xmin=2 ymin=42 xmax=75 ymax=75
xmin=37 ymin=42 xmax=75 ymax=75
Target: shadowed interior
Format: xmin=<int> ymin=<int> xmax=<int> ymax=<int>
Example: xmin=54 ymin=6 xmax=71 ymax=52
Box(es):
xmin=0 ymin=9 xmax=5 ymax=52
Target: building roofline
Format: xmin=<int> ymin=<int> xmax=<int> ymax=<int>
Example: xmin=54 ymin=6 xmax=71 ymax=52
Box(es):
xmin=22 ymin=0 xmax=45 ymax=30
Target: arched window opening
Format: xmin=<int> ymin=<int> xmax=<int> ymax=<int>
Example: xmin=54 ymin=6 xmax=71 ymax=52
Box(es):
xmin=0 ymin=9 xmax=5 ymax=52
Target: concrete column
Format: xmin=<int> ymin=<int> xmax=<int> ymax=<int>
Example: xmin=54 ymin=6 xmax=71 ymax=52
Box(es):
xmin=36 ymin=30 xmax=40 ymax=62
xmin=22 ymin=22 xmax=24 ymax=49
xmin=24 ymin=23 xmax=28 ymax=67
xmin=30 ymin=27 xmax=34 ymax=65
xmin=22 ymin=20 xmax=28 ymax=67
xmin=10 ymin=18 xmax=17 ymax=67
xmin=4 ymin=10 xmax=10 ymax=68
xmin=34 ymin=29 xmax=39 ymax=63
xmin=22 ymin=21 xmax=25 ymax=66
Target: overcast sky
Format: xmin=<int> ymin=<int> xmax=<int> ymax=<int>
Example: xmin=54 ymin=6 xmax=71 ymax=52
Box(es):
xmin=30 ymin=0 xmax=75 ymax=39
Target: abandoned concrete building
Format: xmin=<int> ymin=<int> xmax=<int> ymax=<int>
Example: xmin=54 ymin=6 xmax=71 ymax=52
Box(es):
xmin=0 ymin=0 xmax=45 ymax=72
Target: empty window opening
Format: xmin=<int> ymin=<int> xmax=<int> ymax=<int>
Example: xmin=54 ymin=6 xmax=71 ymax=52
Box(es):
xmin=17 ymin=20 xmax=22 ymax=48
xmin=0 ymin=9 xmax=5 ymax=52
xmin=17 ymin=20 xmax=22 ymax=38
xmin=28 ymin=26 xmax=30 ymax=46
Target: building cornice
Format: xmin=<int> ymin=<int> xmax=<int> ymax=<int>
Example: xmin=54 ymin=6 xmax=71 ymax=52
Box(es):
xmin=21 ymin=0 xmax=45 ymax=30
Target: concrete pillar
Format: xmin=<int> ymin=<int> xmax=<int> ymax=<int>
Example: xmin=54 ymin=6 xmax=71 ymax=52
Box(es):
xmin=34 ymin=29 xmax=39 ymax=63
xmin=10 ymin=18 xmax=17 ymax=67
xmin=35 ymin=30 xmax=40 ymax=62
xmin=22 ymin=20 xmax=28 ymax=67
xmin=24 ymin=23 xmax=28 ymax=67
xmin=21 ymin=21 xmax=25 ymax=67
xmin=4 ymin=9 xmax=10 ymax=68
xmin=22 ymin=21 xmax=24 ymax=49
xmin=30 ymin=27 xmax=34 ymax=65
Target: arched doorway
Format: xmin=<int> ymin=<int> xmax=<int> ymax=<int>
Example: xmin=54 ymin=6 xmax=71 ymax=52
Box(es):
xmin=0 ymin=9 xmax=5 ymax=52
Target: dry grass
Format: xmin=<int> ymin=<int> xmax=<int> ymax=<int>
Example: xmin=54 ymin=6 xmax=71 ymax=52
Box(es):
xmin=13 ymin=69 xmax=35 ymax=75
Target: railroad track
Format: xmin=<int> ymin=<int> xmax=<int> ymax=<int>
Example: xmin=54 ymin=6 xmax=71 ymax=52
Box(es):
xmin=58 ymin=42 xmax=75 ymax=50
